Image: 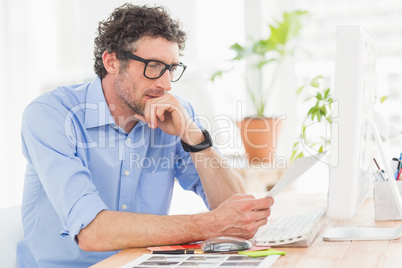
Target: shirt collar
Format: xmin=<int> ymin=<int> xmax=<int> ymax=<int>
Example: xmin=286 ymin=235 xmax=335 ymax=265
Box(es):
xmin=84 ymin=77 xmax=115 ymax=129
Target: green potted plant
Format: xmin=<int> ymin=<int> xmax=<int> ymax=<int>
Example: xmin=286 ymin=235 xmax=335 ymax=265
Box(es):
xmin=291 ymin=75 xmax=388 ymax=162
xmin=211 ymin=10 xmax=309 ymax=162
xmin=291 ymin=75 xmax=333 ymax=162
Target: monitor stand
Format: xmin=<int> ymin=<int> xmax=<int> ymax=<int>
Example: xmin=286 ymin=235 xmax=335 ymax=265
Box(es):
xmin=323 ymin=225 xmax=402 ymax=241
xmin=323 ymin=119 xmax=402 ymax=241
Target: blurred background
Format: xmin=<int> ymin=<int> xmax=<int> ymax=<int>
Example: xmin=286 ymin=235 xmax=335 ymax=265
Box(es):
xmin=1 ymin=0 xmax=402 ymax=210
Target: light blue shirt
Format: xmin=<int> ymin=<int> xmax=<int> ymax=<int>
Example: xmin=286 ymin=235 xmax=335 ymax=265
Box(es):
xmin=17 ymin=77 xmax=209 ymax=267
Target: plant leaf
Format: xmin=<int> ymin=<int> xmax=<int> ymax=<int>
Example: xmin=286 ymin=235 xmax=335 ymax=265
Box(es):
xmin=320 ymin=105 xmax=327 ymax=116
xmin=255 ymin=58 xmax=276 ymax=69
xmin=304 ymin=96 xmax=314 ymax=102
xmin=296 ymin=85 xmax=305 ymax=95
xmin=324 ymin=88 xmax=331 ymax=99
xmin=252 ymin=39 xmax=273 ymax=55
xmin=316 ymin=111 xmax=322 ymax=121
xmin=310 ymin=75 xmax=323 ymax=88
xmin=307 ymin=106 xmax=317 ymax=115
xmin=267 ymin=10 xmax=309 ymax=55
xmin=319 ymin=145 xmax=324 ymax=153
xmin=296 ymin=151 xmax=304 ymax=160
xmin=210 ymin=71 xmax=224 ymax=82
xmin=230 ymin=43 xmax=250 ymax=60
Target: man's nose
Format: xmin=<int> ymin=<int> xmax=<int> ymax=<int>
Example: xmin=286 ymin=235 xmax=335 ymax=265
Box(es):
xmin=155 ymin=70 xmax=172 ymax=91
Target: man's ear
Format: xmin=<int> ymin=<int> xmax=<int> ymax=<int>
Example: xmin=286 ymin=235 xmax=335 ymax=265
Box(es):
xmin=102 ymin=51 xmax=120 ymax=74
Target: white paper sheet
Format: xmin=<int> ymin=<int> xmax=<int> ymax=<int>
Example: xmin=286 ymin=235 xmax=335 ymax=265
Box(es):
xmin=266 ymin=153 xmax=326 ymax=198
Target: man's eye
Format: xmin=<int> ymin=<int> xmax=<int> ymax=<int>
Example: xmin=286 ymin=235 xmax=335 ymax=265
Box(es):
xmin=149 ymin=62 xmax=163 ymax=70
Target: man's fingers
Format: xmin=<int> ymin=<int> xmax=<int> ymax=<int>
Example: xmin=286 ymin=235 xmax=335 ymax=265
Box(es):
xmin=254 ymin=197 xmax=274 ymax=210
xmin=156 ymin=104 xmax=172 ymax=122
xmin=212 ymin=195 xmax=274 ymax=240
xmin=139 ymin=93 xmax=194 ymax=137
xmin=149 ymin=103 xmax=158 ymax=129
xmin=145 ymin=102 xmax=175 ymax=129
xmin=238 ymin=197 xmax=274 ymax=212
xmin=253 ymin=207 xmax=271 ymax=222
xmin=144 ymin=102 xmax=164 ymax=129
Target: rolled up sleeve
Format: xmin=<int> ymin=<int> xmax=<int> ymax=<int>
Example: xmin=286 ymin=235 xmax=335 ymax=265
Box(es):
xmin=62 ymin=193 xmax=107 ymax=241
xmin=21 ymin=101 xmax=108 ymax=242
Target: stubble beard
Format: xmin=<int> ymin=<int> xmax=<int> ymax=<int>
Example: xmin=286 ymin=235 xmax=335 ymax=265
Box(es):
xmin=114 ymin=71 xmax=145 ymax=117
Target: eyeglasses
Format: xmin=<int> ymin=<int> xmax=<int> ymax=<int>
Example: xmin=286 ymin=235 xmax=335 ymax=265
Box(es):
xmin=122 ymin=51 xmax=187 ymax=82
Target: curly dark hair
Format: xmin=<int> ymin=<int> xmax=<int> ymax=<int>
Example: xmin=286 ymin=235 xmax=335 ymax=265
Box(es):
xmin=93 ymin=3 xmax=187 ymax=79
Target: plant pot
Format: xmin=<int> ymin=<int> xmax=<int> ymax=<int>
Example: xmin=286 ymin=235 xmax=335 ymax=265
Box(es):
xmin=237 ymin=117 xmax=283 ymax=163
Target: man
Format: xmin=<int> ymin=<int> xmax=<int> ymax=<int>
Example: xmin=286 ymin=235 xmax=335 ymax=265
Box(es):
xmin=18 ymin=3 xmax=274 ymax=267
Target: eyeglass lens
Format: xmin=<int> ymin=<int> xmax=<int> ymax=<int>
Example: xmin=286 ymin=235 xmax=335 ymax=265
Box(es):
xmin=145 ymin=61 xmax=185 ymax=82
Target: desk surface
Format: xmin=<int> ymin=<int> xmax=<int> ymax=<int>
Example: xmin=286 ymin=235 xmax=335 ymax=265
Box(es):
xmin=91 ymin=192 xmax=402 ymax=268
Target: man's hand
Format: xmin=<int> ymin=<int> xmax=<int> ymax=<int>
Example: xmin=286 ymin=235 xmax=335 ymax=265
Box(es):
xmin=133 ymin=93 xmax=202 ymax=143
xmin=76 ymin=196 xmax=273 ymax=252
xmin=204 ymin=194 xmax=274 ymax=239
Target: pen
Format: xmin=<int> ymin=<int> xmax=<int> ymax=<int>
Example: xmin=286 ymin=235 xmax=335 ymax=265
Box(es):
xmin=373 ymin=172 xmax=381 ymax=182
xmin=399 ymin=153 xmax=402 ymax=171
xmin=152 ymin=249 xmax=204 ymax=254
xmin=376 ymin=170 xmax=385 ymax=181
xmin=380 ymin=170 xmax=387 ymax=181
xmin=397 ymin=168 xmax=402 ymax=181
xmin=373 ymin=158 xmax=381 ymax=170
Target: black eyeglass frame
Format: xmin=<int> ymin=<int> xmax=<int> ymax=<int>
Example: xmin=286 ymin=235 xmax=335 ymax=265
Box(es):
xmin=122 ymin=51 xmax=187 ymax=82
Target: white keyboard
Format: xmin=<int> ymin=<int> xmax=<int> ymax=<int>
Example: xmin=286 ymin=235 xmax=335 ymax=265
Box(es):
xmin=255 ymin=209 xmax=327 ymax=247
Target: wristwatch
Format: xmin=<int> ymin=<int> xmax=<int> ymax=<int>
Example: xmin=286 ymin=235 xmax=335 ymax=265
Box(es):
xmin=181 ymin=129 xmax=213 ymax=152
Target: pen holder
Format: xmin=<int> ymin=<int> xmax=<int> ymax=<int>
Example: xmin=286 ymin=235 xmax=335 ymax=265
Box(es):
xmin=373 ymin=181 xmax=402 ymax=220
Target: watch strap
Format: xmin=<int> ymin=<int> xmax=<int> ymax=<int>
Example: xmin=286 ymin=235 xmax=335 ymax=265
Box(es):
xmin=181 ymin=129 xmax=213 ymax=152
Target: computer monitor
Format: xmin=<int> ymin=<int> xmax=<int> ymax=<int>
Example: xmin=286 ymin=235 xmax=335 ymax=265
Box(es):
xmin=327 ymin=25 xmax=377 ymax=220
xmin=324 ymin=26 xmax=402 ymax=242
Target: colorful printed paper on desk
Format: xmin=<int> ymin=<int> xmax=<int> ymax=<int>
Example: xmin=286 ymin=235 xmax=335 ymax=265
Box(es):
xmin=147 ymin=243 xmax=201 ymax=251
xmin=119 ymin=254 xmax=280 ymax=268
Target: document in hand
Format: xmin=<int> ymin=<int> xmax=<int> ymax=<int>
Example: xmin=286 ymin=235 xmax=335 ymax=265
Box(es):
xmin=266 ymin=153 xmax=326 ymax=198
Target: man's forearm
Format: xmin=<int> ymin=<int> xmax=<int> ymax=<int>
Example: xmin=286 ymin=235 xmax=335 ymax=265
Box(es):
xmin=77 ymin=194 xmax=273 ymax=252
xmin=180 ymin=126 xmax=246 ymax=209
xmin=190 ymin=147 xmax=246 ymax=209
xmin=77 ymin=210 xmax=213 ymax=252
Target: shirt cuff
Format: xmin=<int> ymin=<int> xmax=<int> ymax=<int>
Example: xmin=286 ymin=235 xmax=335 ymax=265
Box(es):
xmin=61 ymin=193 xmax=109 ymax=243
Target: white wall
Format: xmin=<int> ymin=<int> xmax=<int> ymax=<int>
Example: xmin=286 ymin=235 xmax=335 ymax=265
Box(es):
xmin=2 ymin=0 xmax=402 ymax=208
xmin=0 ymin=0 xmax=246 ymax=208
xmin=0 ymin=0 xmax=45 ymax=208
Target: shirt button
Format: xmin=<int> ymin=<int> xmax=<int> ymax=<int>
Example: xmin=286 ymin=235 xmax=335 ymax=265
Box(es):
xmin=124 ymin=171 xmax=130 ymax=176
xmin=127 ymin=138 xmax=131 ymax=143
xmin=122 ymin=204 xmax=127 ymax=210
xmin=113 ymin=125 xmax=118 ymax=129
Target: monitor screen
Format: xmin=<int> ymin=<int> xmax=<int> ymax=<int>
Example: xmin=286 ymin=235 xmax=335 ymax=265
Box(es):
xmin=327 ymin=25 xmax=377 ymax=220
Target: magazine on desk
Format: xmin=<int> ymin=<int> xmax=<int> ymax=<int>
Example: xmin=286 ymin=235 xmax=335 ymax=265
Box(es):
xmin=119 ymin=254 xmax=279 ymax=268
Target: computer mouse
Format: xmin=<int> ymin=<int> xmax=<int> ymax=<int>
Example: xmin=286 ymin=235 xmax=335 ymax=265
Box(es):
xmin=201 ymin=236 xmax=252 ymax=252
